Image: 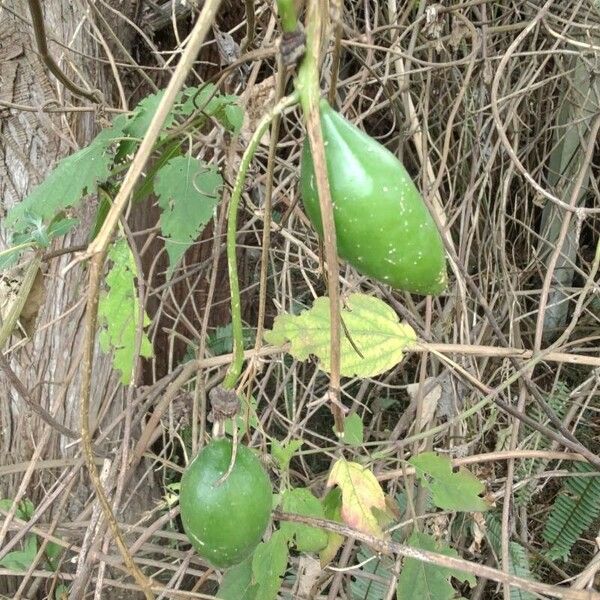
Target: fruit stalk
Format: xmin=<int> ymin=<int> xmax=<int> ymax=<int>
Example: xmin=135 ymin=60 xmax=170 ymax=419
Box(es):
xmin=275 ymin=0 xmax=298 ymax=33
xmin=295 ymin=0 xmax=345 ymax=434
xmin=222 ymin=93 xmax=298 ymax=390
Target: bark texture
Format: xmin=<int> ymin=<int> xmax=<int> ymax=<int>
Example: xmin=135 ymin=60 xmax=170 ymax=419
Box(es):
xmin=0 ymin=1 xmax=154 ymax=597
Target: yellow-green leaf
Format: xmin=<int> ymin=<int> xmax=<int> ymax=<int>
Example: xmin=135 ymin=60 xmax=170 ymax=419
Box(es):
xmin=327 ymin=459 xmax=388 ymax=538
xmin=264 ymin=293 xmax=416 ymax=377
xmin=98 ymin=238 xmax=153 ymax=384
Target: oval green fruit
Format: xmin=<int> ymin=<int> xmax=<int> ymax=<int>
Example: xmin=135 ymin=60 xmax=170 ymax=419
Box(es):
xmin=179 ymin=437 xmax=272 ymax=569
xmin=300 ymin=99 xmax=447 ymax=295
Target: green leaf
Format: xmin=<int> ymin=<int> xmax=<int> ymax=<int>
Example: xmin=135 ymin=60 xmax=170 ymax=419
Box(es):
xmin=53 ymin=583 xmax=68 ymax=599
xmin=339 ymin=413 xmax=363 ymax=446
xmin=19 ymin=498 xmax=35 ymax=521
xmin=224 ymin=104 xmax=244 ymax=132
xmin=352 ymin=544 xmax=396 ymax=600
xmin=46 ymin=218 xmax=78 ymax=239
xmin=0 ymin=534 xmax=37 ymax=571
xmin=280 ymin=488 xmax=328 ymax=553
xmin=396 ymin=532 xmax=475 ymax=600
xmin=6 ymin=120 xmax=126 ymax=234
xmin=271 ymin=439 xmax=303 ymax=473
xmin=89 ymin=193 xmax=113 ymax=242
xmin=264 ymin=293 xmax=416 ymax=377
xmin=251 ymin=530 xmax=289 ymax=600
xmin=126 ymin=91 xmax=178 ymax=138
xmin=320 ymin=488 xmax=344 ymax=566
xmin=181 ymin=85 xmax=244 ymax=132
xmin=116 ymin=86 xmax=241 ymax=162
xmin=155 ymin=156 xmax=222 ymax=277
xmin=409 ymin=452 xmax=491 ymax=512
xmin=208 ymin=323 xmax=255 ymax=356
xmin=179 ymin=84 xmax=220 ymax=117
xmin=45 ymin=540 xmax=62 ymax=570
xmin=114 ymin=90 xmax=179 ymax=161
xmin=132 ymin=140 xmax=182 ymax=205
xmin=98 ymin=238 xmax=153 ymax=383
xmin=516 ymin=382 xmax=570 ymax=507
xmin=0 ymin=247 xmax=25 ymax=271
xmin=0 ymin=498 xmax=35 ymax=521
xmin=217 ymin=555 xmax=258 ymax=600
xmin=542 ymin=461 xmax=600 ymax=561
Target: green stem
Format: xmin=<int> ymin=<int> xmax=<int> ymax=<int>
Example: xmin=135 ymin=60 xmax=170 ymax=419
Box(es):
xmin=0 ymin=242 xmax=34 ymax=259
xmin=222 ymin=93 xmax=299 ymax=390
xmin=276 ymin=0 xmax=298 ymax=33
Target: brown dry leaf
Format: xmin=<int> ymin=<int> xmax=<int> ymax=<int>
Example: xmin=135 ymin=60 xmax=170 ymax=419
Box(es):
xmin=449 ymin=20 xmax=469 ymax=51
xmin=406 ymin=377 xmax=441 ymax=431
xmin=20 ymin=267 xmax=45 ymax=335
xmin=0 ymin=264 xmax=45 ymax=339
xmin=240 ymin=76 xmax=277 ymax=146
xmin=436 ymin=371 xmax=468 ymax=421
xmin=469 ymin=512 xmax=487 ymax=554
xmin=293 ymin=556 xmax=322 ymax=597
xmin=424 ymin=4 xmax=445 ymax=53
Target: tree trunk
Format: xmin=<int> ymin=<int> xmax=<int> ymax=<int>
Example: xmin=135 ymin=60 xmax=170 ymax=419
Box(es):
xmin=0 ymin=1 xmax=155 ymax=597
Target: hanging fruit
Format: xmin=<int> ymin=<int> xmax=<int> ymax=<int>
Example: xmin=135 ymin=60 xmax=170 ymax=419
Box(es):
xmin=179 ymin=437 xmax=273 ymax=569
xmin=300 ymin=99 xmax=447 ymax=295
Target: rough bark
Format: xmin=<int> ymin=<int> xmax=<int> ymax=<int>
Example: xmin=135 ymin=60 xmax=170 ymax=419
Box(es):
xmin=0 ymin=1 xmax=155 ymax=597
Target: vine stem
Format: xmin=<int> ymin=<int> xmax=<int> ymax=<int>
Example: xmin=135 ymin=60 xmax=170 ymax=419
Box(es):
xmin=82 ymin=252 xmax=154 ymax=599
xmin=76 ymin=1 xmax=224 ymax=596
xmin=328 ymin=0 xmax=343 ymax=105
xmin=221 ymin=93 xmax=299 ymax=390
xmin=296 ymin=0 xmax=345 ymax=434
xmin=251 ymin=60 xmax=287 ymax=374
xmin=27 ymin=0 xmax=103 ymax=103
xmin=274 ymin=511 xmax=596 ymax=600
xmin=275 ymin=0 xmax=299 ymax=33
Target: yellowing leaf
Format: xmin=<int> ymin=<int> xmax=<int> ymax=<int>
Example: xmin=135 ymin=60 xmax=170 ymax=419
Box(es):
xmin=264 ymin=293 xmax=416 ymax=377
xmin=409 ymin=452 xmax=491 ymax=512
xmin=327 ymin=459 xmax=388 ymax=538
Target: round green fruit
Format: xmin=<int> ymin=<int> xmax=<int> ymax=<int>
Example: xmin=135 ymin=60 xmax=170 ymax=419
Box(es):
xmin=179 ymin=437 xmax=272 ymax=569
xmin=300 ymin=99 xmax=447 ymax=295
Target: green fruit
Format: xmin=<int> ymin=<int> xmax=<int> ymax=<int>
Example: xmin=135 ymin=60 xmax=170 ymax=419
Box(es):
xmin=300 ymin=99 xmax=447 ymax=295
xmin=179 ymin=437 xmax=272 ymax=568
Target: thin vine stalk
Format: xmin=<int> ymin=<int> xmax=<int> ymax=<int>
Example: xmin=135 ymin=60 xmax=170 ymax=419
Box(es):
xmin=222 ymin=92 xmax=299 ymax=390
xmin=274 ymin=511 xmax=597 ymax=600
xmin=77 ymin=1 xmax=224 ymax=595
xmin=252 ymin=60 xmax=287 ymax=361
xmin=81 ymin=251 xmax=154 ymax=599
